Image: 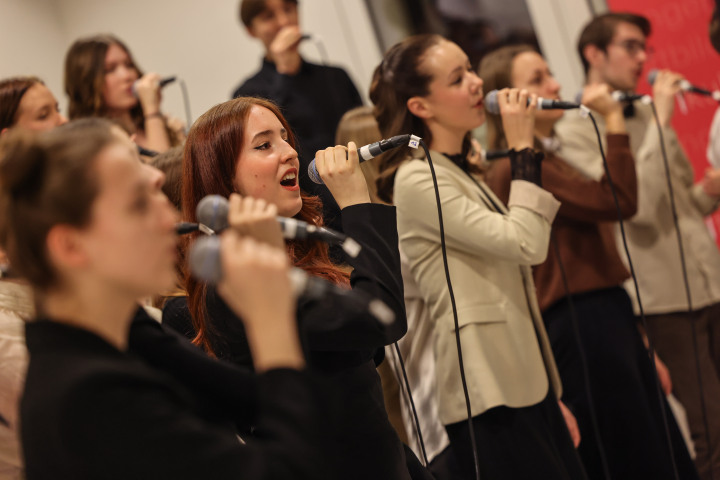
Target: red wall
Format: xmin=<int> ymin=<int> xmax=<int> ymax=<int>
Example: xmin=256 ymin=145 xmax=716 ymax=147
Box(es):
xmin=607 ymin=0 xmax=720 ymax=243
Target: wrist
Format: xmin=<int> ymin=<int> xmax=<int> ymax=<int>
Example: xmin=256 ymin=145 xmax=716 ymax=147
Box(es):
xmin=144 ymin=112 xmax=163 ymax=120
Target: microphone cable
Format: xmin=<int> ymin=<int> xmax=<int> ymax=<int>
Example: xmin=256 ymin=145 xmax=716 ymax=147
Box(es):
xmin=648 ymin=101 xmax=715 ymax=480
xmin=390 ymin=341 xmax=430 ymax=465
xmin=548 ymin=232 xmax=613 ymax=480
xmin=586 ymin=111 xmax=681 ymax=480
xmin=420 ymin=139 xmax=482 ymax=480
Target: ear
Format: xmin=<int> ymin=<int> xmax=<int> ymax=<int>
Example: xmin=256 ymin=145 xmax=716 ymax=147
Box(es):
xmin=583 ymin=44 xmax=605 ymax=70
xmin=0 ymin=127 xmax=8 ymax=137
xmin=407 ymin=96 xmax=433 ymax=120
xmin=45 ymin=224 xmax=90 ymax=271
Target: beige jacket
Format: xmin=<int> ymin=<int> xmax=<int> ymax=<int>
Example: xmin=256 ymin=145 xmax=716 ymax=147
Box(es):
xmin=393 ymin=151 xmax=562 ymax=425
xmin=556 ymin=104 xmax=720 ymax=314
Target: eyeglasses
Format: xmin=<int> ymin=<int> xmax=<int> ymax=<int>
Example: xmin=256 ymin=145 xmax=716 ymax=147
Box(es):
xmin=610 ymin=39 xmax=654 ymax=57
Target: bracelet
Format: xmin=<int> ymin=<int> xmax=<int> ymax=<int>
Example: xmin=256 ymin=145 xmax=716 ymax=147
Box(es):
xmin=144 ymin=112 xmax=163 ymax=120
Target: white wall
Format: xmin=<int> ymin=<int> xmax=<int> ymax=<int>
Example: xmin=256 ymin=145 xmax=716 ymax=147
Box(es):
xmin=0 ymin=0 xmax=67 ymax=112
xmin=0 ymin=0 xmax=382 ymax=125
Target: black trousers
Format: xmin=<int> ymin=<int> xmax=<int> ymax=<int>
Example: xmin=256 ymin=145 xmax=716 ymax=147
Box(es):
xmin=543 ymin=286 xmax=699 ymax=480
xmin=445 ymin=391 xmax=588 ymax=480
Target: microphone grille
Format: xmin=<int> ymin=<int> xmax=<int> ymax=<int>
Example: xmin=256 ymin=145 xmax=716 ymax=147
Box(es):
xmin=188 ymin=235 xmax=222 ymax=283
xmin=484 ymin=90 xmax=500 ymax=115
xmin=307 ymin=160 xmax=324 ymax=185
xmin=647 ymin=69 xmax=658 ymax=86
xmin=196 ymin=195 xmax=229 ymax=232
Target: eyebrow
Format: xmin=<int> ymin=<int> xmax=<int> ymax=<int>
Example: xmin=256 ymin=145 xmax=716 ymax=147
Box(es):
xmin=250 ymin=128 xmax=287 ymax=143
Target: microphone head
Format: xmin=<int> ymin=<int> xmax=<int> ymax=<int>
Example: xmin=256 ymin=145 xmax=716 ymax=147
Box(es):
xmin=196 ymin=195 xmax=229 ymax=232
xmin=647 ymin=69 xmax=659 ymax=86
xmin=484 ymin=90 xmax=501 ymax=115
xmin=307 ymin=160 xmax=323 ymax=184
xmin=188 ymin=235 xmax=222 ymax=283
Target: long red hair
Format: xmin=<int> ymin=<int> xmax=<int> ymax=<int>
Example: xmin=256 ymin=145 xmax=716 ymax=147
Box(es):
xmin=182 ymin=97 xmax=350 ymax=354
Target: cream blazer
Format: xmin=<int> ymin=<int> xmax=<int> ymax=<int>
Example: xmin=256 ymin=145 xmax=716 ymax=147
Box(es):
xmin=556 ymin=105 xmax=720 ymax=315
xmin=393 ymin=151 xmax=562 ymax=425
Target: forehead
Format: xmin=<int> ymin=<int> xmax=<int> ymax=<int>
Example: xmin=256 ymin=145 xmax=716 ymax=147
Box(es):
xmin=18 ymin=84 xmax=53 ymax=110
xmin=105 ymin=43 xmax=129 ymax=61
xmin=612 ymin=21 xmax=646 ymax=41
xmin=95 ymin=140 xmax=142 ymax=197
xmin=422 ymin=40 xmax=468 ymax=77
xmin=511 ymin=51 xmax=545 ymax=77
xmin=244 ymin=105 xmax=284 ymax=137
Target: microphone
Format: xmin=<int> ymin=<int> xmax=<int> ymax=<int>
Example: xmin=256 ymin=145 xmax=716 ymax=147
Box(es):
xmin=484 ymin=89 xmax=580 ymax=115
xmin=307 ymin=134 xmax=420 ymax=185
xmin=132 ymin=76 xmax=177 ymax=97
xmin=195 ymin=195 xmax=361 ymax=258
xmin=188 ymin=235 xmax=394 ymax=325
xmin=647 ymin=69 xmax=720 ymax=101
xmin=175 ymin=222 xmax=214 ymax=236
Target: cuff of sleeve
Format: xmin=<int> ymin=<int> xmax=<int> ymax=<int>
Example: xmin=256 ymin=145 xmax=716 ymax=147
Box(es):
xmin=606 ymin=133 xmax=631 ymax=149
xmin=691 ymin=183 xmax=720 ymax=215
xmin=508 ymin=180 xmax=560 ymax=223
xmin=341 ymin=203 xmax=397 ymax=236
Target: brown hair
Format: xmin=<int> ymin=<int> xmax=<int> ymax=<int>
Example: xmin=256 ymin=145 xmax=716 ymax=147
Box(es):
xmin=0 ymin=76 xmax=43 ymax=131
xmin=0 ymin=118 xmax=116 ymax=291
xmin=478 ymin=44 xmax=538 ymax=150
xmin=64 ymin=35 xmax=144 ymax=124
xmin=182 ymin=96 xmax=349 ymax=354
xmin=370 ymin=34 xmax=466 ymax=203
xmin=335 ymin=106 xmax=387 ymax=204
xmin=151 ymin=145 xmax=184 ymax=211
xmin=577 ymin=12 xmax=651 ymax=74
xmin=238 ymin=0 xmax=298 ymax=28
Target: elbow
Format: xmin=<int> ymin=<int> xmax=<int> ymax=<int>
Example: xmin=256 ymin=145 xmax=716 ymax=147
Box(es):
xmin=518 ymin=238 xmax=550 ymax=266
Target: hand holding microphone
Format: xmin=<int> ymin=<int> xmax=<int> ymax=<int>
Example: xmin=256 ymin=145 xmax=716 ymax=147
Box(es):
xmin=312 ymin=142 xmax=371 ymax=209
xmin=270 ymin=25 xmax=304 ymax=75
xmin=648 ymin=69 xmax=685 ymax=127
xmin=496 ymin=88 xmax=537 ymax=151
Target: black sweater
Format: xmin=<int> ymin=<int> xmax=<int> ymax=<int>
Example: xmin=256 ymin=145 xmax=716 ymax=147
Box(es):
xmin=21 ymin=314 xmax=327 ymax=480
xmin=165 ymin=203 xmax=413 ymax=479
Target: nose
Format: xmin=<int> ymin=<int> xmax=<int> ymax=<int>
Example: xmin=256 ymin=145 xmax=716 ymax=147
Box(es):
xmin=548 ymin=77 xmax=561 ymax=95
xmin=470 ymin=72 xmax=483 ymax=94
xmin=57 ymin=112 xmax=68 ymax=126
xmin=280 ymin=142 xmax=298 ymax=163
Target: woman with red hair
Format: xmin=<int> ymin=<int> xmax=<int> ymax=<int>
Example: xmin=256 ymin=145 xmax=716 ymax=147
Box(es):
xmin=178 ymin=96 xmax=423 ymax=479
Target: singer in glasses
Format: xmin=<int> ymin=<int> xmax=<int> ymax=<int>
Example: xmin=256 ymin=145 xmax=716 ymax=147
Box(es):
xmin=64 ymin=34 xmax=185 ymax=155
xmin=557 ymin=12 xmax=720 ymax=480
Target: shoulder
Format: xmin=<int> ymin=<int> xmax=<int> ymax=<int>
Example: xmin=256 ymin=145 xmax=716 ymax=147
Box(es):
xmin=232 ymin=66 xmax=269 ymax=98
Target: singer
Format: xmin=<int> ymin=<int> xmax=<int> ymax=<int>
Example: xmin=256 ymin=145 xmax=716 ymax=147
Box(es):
xmin=1 ymin=118 xmax=332 ymax=479
xmin=232 ymin=0 xmax=363 ymax=233
xmin=371 ymin=34 xmax=586 ymax=480
xmin=64 ymin=34 xmax=185 ymax=155
xmin=557 ymin=12 xmax=719 ymax=480
xmin=479 ymin=43 xmax=684 ymax=480
xmin=180 ymin=97 xmax=430 ymax=480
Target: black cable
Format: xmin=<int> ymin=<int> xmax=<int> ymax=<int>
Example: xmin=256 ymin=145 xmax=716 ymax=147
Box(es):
xmin=391 ymin=341 xmax=429 ymax=465
xmin=421 ymin=140 xmax=481 ymax=480
xmin=549 ymin=234 xmax=613 ymax=480
xmin=649 ymin=101 xmax=714 ymax=480
xmin=586 ymin=111 xmax=680 ymax=480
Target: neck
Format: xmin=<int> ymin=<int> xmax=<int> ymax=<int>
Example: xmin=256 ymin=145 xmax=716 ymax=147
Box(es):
xmin=427 ymin=121 xmax=466 ymax=155
xmin=106 ymin=110 xmax=136 ymax=134
xmin=534 ymin=119 xmax=554 ymax=139
xmin=40 ymin=280 xmax=137 ymax=351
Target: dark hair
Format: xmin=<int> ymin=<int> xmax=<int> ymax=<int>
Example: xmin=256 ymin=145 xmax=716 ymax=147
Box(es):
xmin=0 ymin=118 xmax=117 ymax=291
xmin=239 ymin=0 xmax=298 ymax=28
xmin=182 ymin=96 xmax=349 ymax=354
xmin=577 ymin=12 xmax=651 ymax=74
xmin=478 ymin=44 xmax=538 ymax=150
xmin=369 ymin=34 xmax=448 ymax=203
xmin=0 ymin=76 xmax=43 ymax=131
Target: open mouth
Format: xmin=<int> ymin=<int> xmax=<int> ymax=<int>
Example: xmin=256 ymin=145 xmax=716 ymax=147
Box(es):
xmin=280 ymin=169 xmax=298 ymax=188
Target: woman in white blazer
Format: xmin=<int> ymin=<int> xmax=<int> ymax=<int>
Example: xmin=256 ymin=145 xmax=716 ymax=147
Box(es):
xmin=370 ymin=34 xmax=587 ymax=480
